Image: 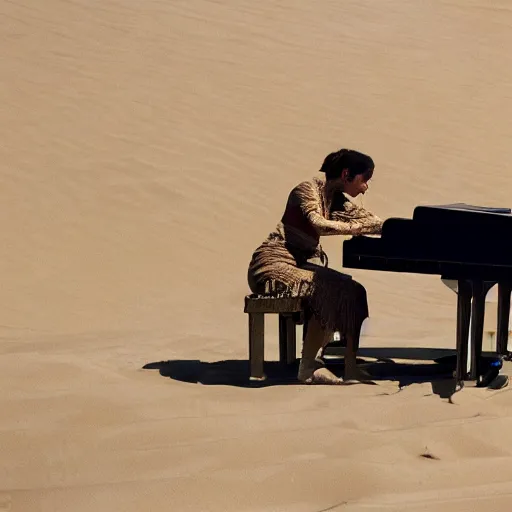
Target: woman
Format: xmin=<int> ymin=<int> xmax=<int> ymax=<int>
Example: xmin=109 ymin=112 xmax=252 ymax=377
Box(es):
xmin=247 ymin=148 xmax=383 ymax=384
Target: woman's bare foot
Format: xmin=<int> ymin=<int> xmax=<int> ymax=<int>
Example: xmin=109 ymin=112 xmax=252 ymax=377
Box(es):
xmin=299 ymin=367 xmax=343 ymax=385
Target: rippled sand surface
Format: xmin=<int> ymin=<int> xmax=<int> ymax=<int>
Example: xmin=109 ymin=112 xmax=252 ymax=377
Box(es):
xmin=2 ymin=1 xmax=512 ymax=510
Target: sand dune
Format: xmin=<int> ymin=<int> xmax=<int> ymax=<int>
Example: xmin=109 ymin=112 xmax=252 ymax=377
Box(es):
xmin=3 ymin=0 xmax=512 ymax=510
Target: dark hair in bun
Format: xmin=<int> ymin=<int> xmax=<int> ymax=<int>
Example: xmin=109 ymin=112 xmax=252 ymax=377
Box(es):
xmin=319 ymin=149 xmax=374 ymax=181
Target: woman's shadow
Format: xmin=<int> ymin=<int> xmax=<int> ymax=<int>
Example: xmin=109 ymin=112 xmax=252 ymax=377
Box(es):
xmin=143 ymin=347 xmax=459 ymax=397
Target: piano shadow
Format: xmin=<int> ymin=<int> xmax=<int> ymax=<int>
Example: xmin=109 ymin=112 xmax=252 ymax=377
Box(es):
xmin=143 ymin=348 xmax=458 ymax=397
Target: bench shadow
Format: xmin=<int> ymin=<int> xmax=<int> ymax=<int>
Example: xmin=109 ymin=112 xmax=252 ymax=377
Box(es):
xmin=143 ymin=359 xmax=301 ymax=387
xmin=143 ymin=346 xmax=459 ymax=397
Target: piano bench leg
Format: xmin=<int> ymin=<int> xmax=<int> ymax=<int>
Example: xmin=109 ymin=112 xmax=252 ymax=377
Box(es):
xmin=248 ymin=313 xmax=265 ymax=380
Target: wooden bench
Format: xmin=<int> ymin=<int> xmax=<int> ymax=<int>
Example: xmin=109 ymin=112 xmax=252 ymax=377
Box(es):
xmin=243 ymin=294 xmax=305 ymax=380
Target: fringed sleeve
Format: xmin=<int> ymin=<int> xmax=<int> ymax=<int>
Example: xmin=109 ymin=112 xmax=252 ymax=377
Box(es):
xmin=329 ymin=191 xmax=383 ymax=235
xmin=292 ymin=180 xmax=362 ymax=236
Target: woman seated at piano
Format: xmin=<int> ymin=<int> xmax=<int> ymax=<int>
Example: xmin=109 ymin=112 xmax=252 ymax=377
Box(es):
xmin=247 ymin=149 xmax=383 ymax=384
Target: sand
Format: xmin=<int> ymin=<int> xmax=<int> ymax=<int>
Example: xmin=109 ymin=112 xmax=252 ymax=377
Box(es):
xmin=3 ymin=0 xmax=512 ymax=510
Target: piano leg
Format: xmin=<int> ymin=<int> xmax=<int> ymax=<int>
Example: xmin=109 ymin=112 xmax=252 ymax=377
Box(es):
xmin=497 ymin=282 xmax=512 ymax=356
xmin=456 ymin=279 xmax=472 ymax=382
xmin=469 ymin=281 xmax=486 ymax=381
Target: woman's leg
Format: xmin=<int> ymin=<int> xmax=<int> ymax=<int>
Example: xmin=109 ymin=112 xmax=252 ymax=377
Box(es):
xmin=298 ymin=315 xmax=342 ymax=384
xmin=341 ymin=279 xmax=374 ymax=383
xmin=343 ymin=320 xmax=374 ymax=383
xmin=295 ymin=265 xmax=375 ymax=384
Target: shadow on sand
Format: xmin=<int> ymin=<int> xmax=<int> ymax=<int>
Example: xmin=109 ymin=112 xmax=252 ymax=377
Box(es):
xmin=143 ymin=347 xmax=459 ymax=398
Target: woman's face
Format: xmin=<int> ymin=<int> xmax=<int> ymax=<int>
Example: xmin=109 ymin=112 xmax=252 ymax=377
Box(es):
xmin=342 ymin=171 xmax=371 ymax=198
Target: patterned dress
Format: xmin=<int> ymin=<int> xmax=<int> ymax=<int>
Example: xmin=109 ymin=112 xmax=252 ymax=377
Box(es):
xmin=247 ymin=177 xmax=383 ymax=335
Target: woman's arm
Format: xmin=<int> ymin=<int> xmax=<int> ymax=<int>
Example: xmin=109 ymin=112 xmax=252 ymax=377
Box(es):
xmin=293 ymin=181 xmax=365 ymax=236
xmin=331 ymin=208 xmax=383 ymax=234
xmin=333 ymin=209 xmax=383 ymax=234
xmin=330 ymin=193 xmax=383 ymax=235
xmin=307 ymin=210 xmax=367 ymax=236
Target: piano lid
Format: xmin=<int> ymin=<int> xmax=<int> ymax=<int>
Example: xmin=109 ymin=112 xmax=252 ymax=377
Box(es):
xmin=415 ymin=203 xmax=511 ymax=215
xmin=411 ymin=203 xmax=512 ymax=228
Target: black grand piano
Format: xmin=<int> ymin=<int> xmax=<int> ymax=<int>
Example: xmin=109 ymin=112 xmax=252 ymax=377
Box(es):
xmin=343 ymin=203 xmax=512 ymax=386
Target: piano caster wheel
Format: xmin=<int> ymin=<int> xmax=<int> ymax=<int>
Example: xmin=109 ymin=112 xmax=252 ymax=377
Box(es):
xmin=477 ymin=357 xmax=504 ymax=388
xmin=453 ymin=357 xmax=504 ymax=388
xmin=477 ymin=368 xmax=500 ymax=388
